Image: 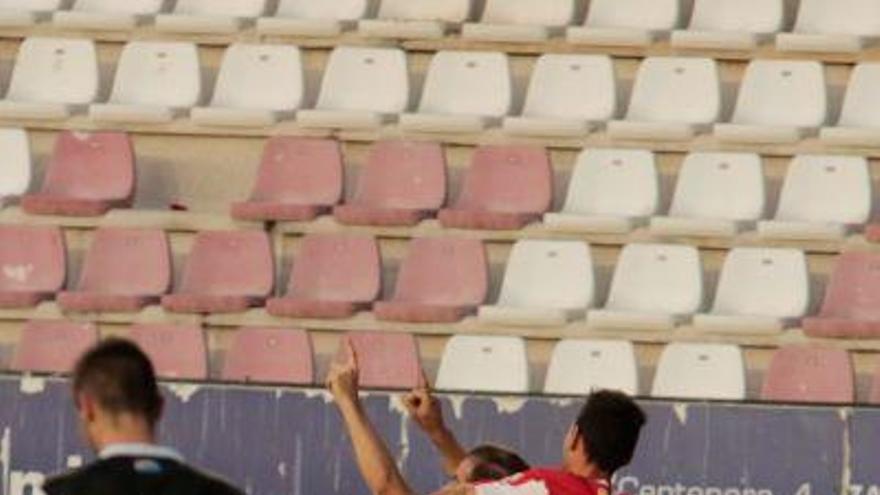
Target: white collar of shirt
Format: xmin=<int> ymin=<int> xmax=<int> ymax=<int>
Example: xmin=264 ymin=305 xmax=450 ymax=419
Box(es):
xmin=99 ymin=443 xmax=184 ymax=463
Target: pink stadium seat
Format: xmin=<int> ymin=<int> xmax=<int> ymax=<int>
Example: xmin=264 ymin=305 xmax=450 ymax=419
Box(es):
xmin=129 ymin=324 xmax=208 ymax=380
xmin=803 ymin=252 xmax=880 ymax=338
xmin=267 ymin=234 xmax=380 ymax=319
xmin=338 ymin=332 xmax=421 ymax=389
xmin=11 ymin=320 xmax=98 ymax=374
xmin=438 ymin=145 xmax=552 ymax=230
xmin=334 ymin=140 xmax=447 ymax=226
xmin=231 ymin=137 xmax=343 ymax=222
xmin=374 ymin=238 xmax=488 ymax=323
xmin=761 ymin=345 xmax=854 ymax=404
xmin=22 ymin=131 xmax=134 ymax=217
xmin=863 ymin=224 xmax=880 ymax=242
xmin=58 ymin=228 xmax=171 ymax=313
xmin=162 ymin=231 xmax=274 ymax=314
xmin=222 ymin=327 xmax=313 ymax=385
xmin=0 ymin=226 xmax=65 ymax=308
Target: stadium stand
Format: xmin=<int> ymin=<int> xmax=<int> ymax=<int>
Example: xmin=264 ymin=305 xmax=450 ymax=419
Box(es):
xmin=803 ymin=252 xmax=880 ymax=338
xmin=651 ymin=343 xmax=746 ymax=400
xmin=222 ymin=327 xmax=314 ymax=385
xmin=128 ymin=323 xmax=208 ymax=380
xmin=0 ymin=225 xmax=65 ymax=308
xmin=776 ymin=0 xmax=880 ymax=53
xmin=10 ymin=320 xmax=98 ymax=374
xmin=340 ymin=332 xmax=422 ymax=389
xmin=435 ymin=335 xmax=529 ymax=393
xmin=820 ymin=62 xmax=880 ymax=146
xmin=761 ymin=345 xmax=855 ymax=404
xmin=543 ymin=339 xmax=639 ymax=396
xmin=670 ymin=0 xmax=788 ymax=50
xmin=566 ymin=0 xmax=682 ymax=47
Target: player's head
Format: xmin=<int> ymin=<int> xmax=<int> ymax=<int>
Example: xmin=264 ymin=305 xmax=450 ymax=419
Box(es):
xmin=72 ymin=338 xmax=164 ymax=451
xmin=563 ymin=390 xmax=646 ymax=477
xmin=456 ymin=444 xmax=530 ymax=483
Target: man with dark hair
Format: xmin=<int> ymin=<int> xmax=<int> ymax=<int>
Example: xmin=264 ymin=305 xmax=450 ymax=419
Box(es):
xmin=43 ymin=338 xmax=244 ymax=495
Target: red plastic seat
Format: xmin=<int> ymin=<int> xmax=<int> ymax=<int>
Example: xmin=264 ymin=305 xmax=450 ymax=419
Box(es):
xmin=129 ymin=324 xmax=208 ymax=380
xmin=803 ymin=252 xmax=880 ymax=338
xmin=338 ymin=332 xmax=421 ymax=389
xmin=11 ymin=320 xmax=99 ymax=374
xmin=374 ymin=238 xmax=488 ymax=323
xmin=22 ymin=131 xmax=134 ymax=217
xmin=864 ymin=224 xmax=880 ymax=243
xmin=334 ymin=140 xmax=447 ymax=226
xmin=162 ymin=230 xmax=274 ymax=314
xmin=761 ymin=345 xmax=854 ymax=404
xmin=58 ymin=228 xmax=171 ymax=313
xmin=438 ymin=145 xmax=552 ymax=230
xmin=0 ymin=226 xmax=65 ymax=308
xmin=231 ymin=137 xmax=343 ymax=222
xmin=267 ymin=234 xmax=380 ymax=319
xmin=222 ymin=327 xmax=313 ymax=385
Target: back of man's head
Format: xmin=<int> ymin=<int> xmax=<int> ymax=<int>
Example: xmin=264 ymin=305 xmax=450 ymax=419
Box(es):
xmin=575 ymin=390 xmax=646 ymax=476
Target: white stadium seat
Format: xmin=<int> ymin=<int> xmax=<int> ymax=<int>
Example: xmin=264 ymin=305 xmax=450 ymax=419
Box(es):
xmin=502 ymin=54 xmax=617 ymax=137
xmin=693 ymin=248 xmax=809 ymax=334
xmin=0 ymin=128 xmax=32 ymax=206
xmin=478 ymin=240 xmax=594 ymax=327
xmin=651 ymin=343 xmax=746 ymax=400
xmin=257 ymin=0 xmax=369 ymax=37
xmin=588 ymin=243 xmax=703 ymax=331
xmin=461 ymin=0 xmax=577 ymax=43
xmin=399 ymin=51 xmax=511 ymax=133
xmin=53 ymin=0 xmax=165 ymax=31
xmin=608 ymin=57 xmax=721 ymax=140
xmin=715 ymin=60 xmax=827 ymax=144
xmin=671 ymin=0 xmax=787 ymax=50
xmin=90 ymin=42 xmax=201 ymax=124
xmin=820 ymin=63 xmax=880 ymax=146
xmin=544 ymin=340 xmax=639 ymax=396
xmin=0 ymin=38 xmax=98 ymax=120
xmin=544 ymin=149 xmax=658 ymax=234
xmin=567 ymin=0 xmax=682 ymax=47
xmin=191 ymin=44 xmax=304 ymax=128
xmin=155 ymin=0 xmax=268 ymax=34
xmin=650 ymin=152 xmax=765 ymax=237
xmin=0 ymin=0 xmax=62 ymax=27
xmin=436 ymin=335 xmax=529 ymax=393
xmin=359 ymin=0 xmax=473 ymax=40
xmin=297 ymin=47 xmax=409 ymax=130
xmin=758 ymin=155 xmax=870 ymax=240
xmin=777 ymin=0 xmax=880 ymax=53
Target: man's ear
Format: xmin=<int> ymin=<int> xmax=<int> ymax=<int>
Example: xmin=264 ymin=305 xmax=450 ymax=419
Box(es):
xmin=77 ymin=392 xmax=97 ymax=423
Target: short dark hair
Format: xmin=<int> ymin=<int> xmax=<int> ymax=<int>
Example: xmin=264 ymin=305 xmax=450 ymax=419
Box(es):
xmin=466 ymin=444 xmax=530 ymax=482
xmin=73 ymin=338 xmax=163 ymax=426
xmin=575 ymin=390 xmax=646 ymax=475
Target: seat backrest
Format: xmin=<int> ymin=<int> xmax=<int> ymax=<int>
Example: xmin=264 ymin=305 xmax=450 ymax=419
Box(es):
xmin=497 ymin=240 xmax=595 ymax=310
xmin=417 ymin=51 xmax=511 ymax=117
xmin=817 ymin=251 xmax=880 ymax=320
xmin=668 ymin=152 xmax=765 ymax=221
xmin=762 ymin=345 xmax=854 ymax=404
xmin=41 ymin=131 xmax=135 ymax=203
xmin=436 ymin=335 xmax=529 ymax=393
xmin=0 ymin=128 xmax=32 ymax=200
xmin=454 ymin=145 xmax=552 ymax=214
xmin=287 ymin=234 xmax=381 ymax=303
xmin=6 ymin=37 xmax=98 ymax=105
xmin=521 ymin=54 xmax=617 ymax=121
xmin=11 ymin=320 xmax=98 ymax=374
xmin=223 ymin=327 xmax=313 ymax=385
xmin=606 ymin=243 xmax=703 ymax=314
xmin=731 ymin=60 xmax=827 ymax=127
xmin=836 ymin=63 xmax=880 ymax=128
xmin=625 ymin=57 xmax=721 ymax=124
xmin=0 ymin=226 xmax=65 ymax=293
xmin=248 ymin=137 xmax=343 ymax=205
xmin=179 ymin=231 xmax=273 ymax=297
xmin=275 ymin=0 xmax=368 ymax=20
xmin=480 ymin=0 xmax=575 ymax=26
xmin=210 ymin=44 xmax=303 ymax=111
xmin=71 ymin=0 xmax=164 ymax=14
xmin=393 ymin=237 xmax=487 ymax=306
xmin=108 ymin=41 xmax=201 ymax=107
xmin=377 ymin=0 xmax=472 ymax=23
xmin=585 ymin=0 xmax=682 ymax=30
xmin=76 ymin=228 xmax=171 ymax=296
xmin=340 ymin=332 xmax=421 ymax=389
xmin=774 ymin=155 xmax=870 ymax=224
xmin=688 ymin=0 xmax=785 ymax=32
xmin=544 ymin=339 xmax=638 ymax=395
xmin=315 ymin=46 xmax=409 ymax=114
xmin=172 ymin=0 xmax=266 ymax=17
xmin=353 ymin=140 xmax=446 ymax=209
xmin=0 ymin=0 xmax=62 ymax=11
xmin=651 ymin=343 xmax=746 ymax=400
xmin=561 ymin=149 xmax=658 ymax=217
xmin=129 ymin=324 xmax=208 ymax=380
xmin=711 ymin=248 xmax=809 ymax=318
xmin=793 ymin=0 xmax=880 ymax=36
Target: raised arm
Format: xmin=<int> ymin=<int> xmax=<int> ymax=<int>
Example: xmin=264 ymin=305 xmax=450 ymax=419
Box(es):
xmin=403 ymin=380 xmax=468 ymax=478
